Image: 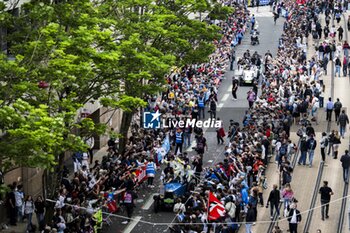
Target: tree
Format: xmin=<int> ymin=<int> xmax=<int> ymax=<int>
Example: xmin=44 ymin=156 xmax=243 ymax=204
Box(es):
xmin=0 ymin=98 xmax=88 ymax=194
xmin=0 ymin=0 xmax=230 ymax=200
xmin=0 ymin=0 xmax=118 ymax=200
xmin=101 ymin=0 xmax=227 ymax=152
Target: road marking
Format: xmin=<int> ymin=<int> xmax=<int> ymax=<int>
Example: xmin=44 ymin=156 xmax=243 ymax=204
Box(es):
xmin=141 ymin=193 xmax=158 ymax=210
xmin=217 ymin=103 xmax=224 ymax=110
xmin=221 ymin=93 xmax=229 ymax=102
xmin=123 ymin=216 xmax=142 ymax=233
xmin=186 ymin=140 xmax=197 ymax=152
xmin=227 ymin=85 xmax=232 ymax=92
xmin=208 ymin=160 xmax=213 ymax=163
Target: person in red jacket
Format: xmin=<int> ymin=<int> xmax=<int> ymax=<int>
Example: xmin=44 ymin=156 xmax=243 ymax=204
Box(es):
xmin=216 ymin=119 xmax=225 ymax=145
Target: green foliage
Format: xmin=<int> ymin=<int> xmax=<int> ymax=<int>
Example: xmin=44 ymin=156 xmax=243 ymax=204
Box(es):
xmin=208 ymin=4 xmax=234 ymax=20
xmin=0 ymin=99 xmax=85 ymax=170
xmin=0 ymin=0 xmax=231 ymax=174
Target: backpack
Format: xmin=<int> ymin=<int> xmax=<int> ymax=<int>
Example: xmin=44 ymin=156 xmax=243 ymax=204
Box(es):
xmin=283 ymin=171 xmax=292 ymax=184
xmin=314 ymin=88 xmax=320 ymax=97
xmin=279 ymin=145 xmax=287 ymax=156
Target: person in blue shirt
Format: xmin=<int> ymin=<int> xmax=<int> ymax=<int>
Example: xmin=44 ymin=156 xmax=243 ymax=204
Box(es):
xmin=326 ymin=97 xmax=334 ymax=121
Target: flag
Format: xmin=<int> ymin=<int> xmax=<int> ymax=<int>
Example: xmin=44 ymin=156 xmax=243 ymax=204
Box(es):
xmin=208 ymin=192 xmax=226 ymax=221
xmin=162 ymin=134 xmax=171 ymax=153
xmin=158 ymin=134 xmax=171 ymax=163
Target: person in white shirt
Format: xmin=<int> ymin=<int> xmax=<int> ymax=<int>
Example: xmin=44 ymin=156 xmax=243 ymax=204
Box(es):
xmin=311 ymin=98 xmax=320 ymax=125
xmin=319 ymin=132 xmax=328 ymax=163
xmin=287 ymin=202 xmax=301 ymax=233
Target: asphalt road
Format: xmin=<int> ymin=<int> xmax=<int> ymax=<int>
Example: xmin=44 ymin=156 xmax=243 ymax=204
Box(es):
xmin=105 ymin=6 xmax=285 ymax=233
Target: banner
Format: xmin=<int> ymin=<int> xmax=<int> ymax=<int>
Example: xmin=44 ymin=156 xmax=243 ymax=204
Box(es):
xmin=208 ymin=192 xmax=226 ymax=220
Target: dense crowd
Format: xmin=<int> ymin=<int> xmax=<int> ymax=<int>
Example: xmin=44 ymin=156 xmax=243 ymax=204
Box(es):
xmin=4 ymin=0 xmax=350 ymax=233
xmin=4 ymin=1 xmax=252 ymax=233
xmin=167 ymin=0 xmax=350 ymax=233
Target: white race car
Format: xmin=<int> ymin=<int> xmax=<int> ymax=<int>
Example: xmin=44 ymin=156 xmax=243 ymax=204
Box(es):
xmin=234 ymin=65 xmax=259 ymax=85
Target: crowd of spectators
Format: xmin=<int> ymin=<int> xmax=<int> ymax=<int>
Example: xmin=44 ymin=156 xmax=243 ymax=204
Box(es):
xmin=167 ymin=0 xmax=341 ymax=233
xmin=4 ymin=1 xmax=252 ymax=233
xmin=6 ymin=0 xmax=348 ymax=232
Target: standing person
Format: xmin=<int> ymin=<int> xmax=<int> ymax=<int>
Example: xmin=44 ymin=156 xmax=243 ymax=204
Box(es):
xmin=232 ymin=77 xmax=239 ymax=100
xmin=195 ymin=133 xmax=208 ymax=157
xmin=287 ymin=202 xmax=302 ymax=233
xmin=311 ymin=98 xmax=320 ymax=125
xmin=266 ymin=184 xmax=280 ymax=219
xmin=14 ymin=185 xmax=24 ymax=222
xmin=282 ymin=183 xmax=294 ymax=211
xmin=247 ymin=89 xmax=256 ymax=109
xmin=343 ymin=56 xmax=348 ymax=76
xmin=319 ymin=181 xmax=334 ymax=221
xmin=298 ymin=136 xmax=308 ymax=166
xmin=146 ymin=158 xmax=156 ymax=188
xmin=209 ymin=97 xmax=217 ymax=120
xmin=320 ymin=132 xmax=329 ymax=163
xmin=34 ymin=196 xmax=46 ymax=231
xmin=24 ymin=195 xmax=35 ymax=232
xmin=230 ymin=50 xmax=236 ymax=71
xmin=322 ymin=55 xmax=329 ymax=75
xmin=85 ymin=136 xmax=95 ymax=164
xmin=197 ymin=92 xmax=206 ymax=120
xmin=338 ymin=110 xmax=349 ymax=138
xmin=251 ymin=15 xmax=256 ymax=31
xmin=334 ymin=98 xmax=343 ymax=121
xmin=81 ymin=152 xmax=89 ymax=169
xmin=256 ymin=0 xmax=260 ymax=12
xmin=6 ymin=184 xmax=17 ymax=226
xmin=335 ymin=56 xmax=342 ymax=77
xmin=122 ymin=190 xmax=137 ymax=224
xmin=245 ymin=203 xmax=256 ymax=233
xmin=273 ymin=12 xmax=279 ymax=25
xmin=326 ymin=97 xmax=334 ymax=121
xmin=183 ymin=126 xmax=192 ymax=148
xmin=341 ymin=150 xmax=350 ymax=183
xmin=174 ymin=128 xmax=183 ymax=155
xmin=307 ymin=135 xmax=317 ymax=167
xmin=216 ymin=121 xmax=225 ymax=145
xmin=333 ymin=131 xmax=341 ymax=159
xmin=338 ymin=25 xmax=344 ymax=41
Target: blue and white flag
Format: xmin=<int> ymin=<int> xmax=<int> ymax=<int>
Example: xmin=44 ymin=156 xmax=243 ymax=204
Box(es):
xmin=157 ymin=134 xmax=171 ymax=163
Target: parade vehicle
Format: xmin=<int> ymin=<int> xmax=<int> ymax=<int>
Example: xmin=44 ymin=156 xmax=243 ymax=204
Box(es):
xmin=251 ymin=32 xmax=259 ymax=45
xmin=153 ymin=179 xmax=196 ymax=213
xmin=234 ymin=64 xmax=259 ymax=85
